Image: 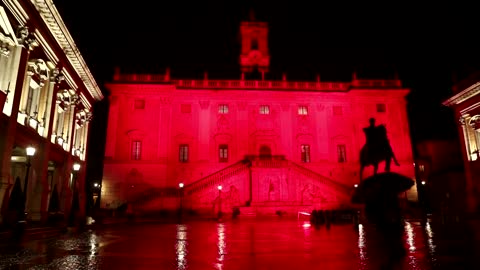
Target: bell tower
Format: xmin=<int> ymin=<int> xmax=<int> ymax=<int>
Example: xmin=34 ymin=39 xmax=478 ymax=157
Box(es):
xmin=239 ymin=11 xmax=270 ymax=79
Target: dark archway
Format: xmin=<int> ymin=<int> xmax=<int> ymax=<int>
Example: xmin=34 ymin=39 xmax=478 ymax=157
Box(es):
xmin=259 ymin=145 xmax=272 ymax=159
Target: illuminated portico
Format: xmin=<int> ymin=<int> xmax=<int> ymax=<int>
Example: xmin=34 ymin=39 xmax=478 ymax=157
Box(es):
xmin=0 ymin=0 xmax=102 ymax=224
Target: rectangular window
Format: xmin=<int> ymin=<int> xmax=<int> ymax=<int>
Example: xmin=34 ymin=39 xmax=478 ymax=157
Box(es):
xmin=181 ymin=104 xmax=191 ymax=113
xmin=333 ymin=106 xmax=343 ymax=116
xmin=134 ymin=99 xmax=145 ymax=110
xmin=219 ymin=144 xmax=228 ymax=162
xmin=131 ymin=140 xmax=142 ymax=160
xmin=298 ymin=105 xmax=308 ymax=115
xmin=218 ymin=104 xmax=229 ymax=114
xmin=376 ymin=103 xmax=386 ymax=113
xmin=259 ymin=105 xmax=270 ymax=115
xmin=179 ymin=144 xmax=189 ymax=163
xmin=337 ymin=144 xmax=346 ymax=163
xmin=301 ymin=144 xmax=310 ymax=163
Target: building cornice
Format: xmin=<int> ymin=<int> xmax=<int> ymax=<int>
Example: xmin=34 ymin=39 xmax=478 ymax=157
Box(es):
xmin=3 ymin=0 xmax=103 ymax=101
xmin=443 ymin=81 xmax=480 ymax=107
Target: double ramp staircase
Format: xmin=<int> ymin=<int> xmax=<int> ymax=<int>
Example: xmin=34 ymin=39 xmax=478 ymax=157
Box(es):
xmin=128 ymin=157 xmax=354 ymax=216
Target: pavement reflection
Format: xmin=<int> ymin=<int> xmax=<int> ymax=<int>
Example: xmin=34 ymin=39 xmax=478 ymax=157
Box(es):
xmin=0 ymin=218 xmax=476 ymax=269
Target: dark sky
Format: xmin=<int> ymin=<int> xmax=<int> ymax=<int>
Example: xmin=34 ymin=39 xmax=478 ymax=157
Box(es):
xmin=52 ymin=0 xmax=480 ymax=180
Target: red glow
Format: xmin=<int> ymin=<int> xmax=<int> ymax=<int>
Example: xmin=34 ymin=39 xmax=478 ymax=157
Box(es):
xmin=102 ymin=20 xmax=415 ymax=215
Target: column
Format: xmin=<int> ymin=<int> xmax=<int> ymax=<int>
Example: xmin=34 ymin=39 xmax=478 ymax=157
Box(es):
xmin=0 ymin=45 xmax=30 ymax=222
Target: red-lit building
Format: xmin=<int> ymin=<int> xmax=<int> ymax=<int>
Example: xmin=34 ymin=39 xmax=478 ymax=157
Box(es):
xmin=103 ymin=19 xmax=415 ymax=216
xmin=0 ymin=0 xmax=103 ymax=224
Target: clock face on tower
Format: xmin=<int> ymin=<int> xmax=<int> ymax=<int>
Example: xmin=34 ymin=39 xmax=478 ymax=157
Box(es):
xmin=248 ymin=50 xmax=263 ymax=65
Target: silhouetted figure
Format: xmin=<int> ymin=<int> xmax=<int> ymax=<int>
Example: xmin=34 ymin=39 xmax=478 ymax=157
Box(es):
xmin=359 ymin=118 xmax=399 ymax=181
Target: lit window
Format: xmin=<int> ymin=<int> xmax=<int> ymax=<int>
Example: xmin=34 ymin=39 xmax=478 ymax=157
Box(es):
xmin=376 ymin=103 xmax=386 ymax=113
xmin=337 ymin=144 xmax=346 ymax=163
xmin=219 ymin=144 xmax=228 ymax=162
xmin=218 ymin=104 xmax=229 ymax=114
xmin=260 ymin=105 xmax=270 ymax=115
xmin=298 ymin=105 xmax=308 ymax=115
xmin=333 ymin=106 xmax=342 ymax=116
xmin=419 ymin=164 xmax=425 ymax=172
xmin=181 ymin=104 xmax=191 ymax=113
xmin=131 ymin=140 xmax=142 ymax=160
xmin=301 ymin=144 xmax=310 ymax=163
xmin=179 ymin=144 xmax=189 ymax=163
xmin=134 ymin=99 xmax=145 ymax=110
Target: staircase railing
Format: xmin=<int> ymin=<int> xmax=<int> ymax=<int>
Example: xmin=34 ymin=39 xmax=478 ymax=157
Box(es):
xmin=185 ymin=159 xmax=251 ymax=195
xmin=288 ymin=161 xmax=353 ymax=196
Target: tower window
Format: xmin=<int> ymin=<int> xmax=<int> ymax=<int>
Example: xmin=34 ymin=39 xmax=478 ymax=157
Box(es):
xmin=251 ymin=38 xmax=258 ymax=50
xmin=337 ymin=144 xmax=346 ymax=163
xmin=131 ymin=140 xmax=142 ymax=160
xmin=218 ymin=104 xmax=229 ymax=114
xmin=134 ymin=99 xmax=145 ymax=110
xmin=376 ymin=103 xmax=386 ymax=113
xmin=219 ymin=144 xmax=228 ymax=162
xmin=301 ymin=144 xmax=310 ymax=163
xmin=181 ymin=104 xmax=191 ymax=113
xmin=259 ymin=105 xmax=270 ymax=115
xmin=298 ymin=105 xmax=308 ymax=115
xmin=179 ymin=144 xmax=189 ymax=163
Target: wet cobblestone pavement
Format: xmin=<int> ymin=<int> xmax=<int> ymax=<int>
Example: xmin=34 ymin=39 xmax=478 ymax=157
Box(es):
xmin=0 ymin=219 xmax=476 ymax=269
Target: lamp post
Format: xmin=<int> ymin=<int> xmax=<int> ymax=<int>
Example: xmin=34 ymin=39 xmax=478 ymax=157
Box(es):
xmin=24 ymin=146 xmax=36 ymax=203
xmin=178 ymin=182 xmax=184 ymax=218
xmin=218 ymin=185 xmax=222 ymax=219
xmin=68 ymin=163 xmax=80 ymax=227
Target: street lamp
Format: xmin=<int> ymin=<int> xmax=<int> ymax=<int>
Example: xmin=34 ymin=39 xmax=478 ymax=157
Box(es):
xmin=178 ymin=182 xmax=184 ymax=218
xmin=218 ymin=185 xmax=222 ymax=219
xmin=24 ymin=146 xmax=36 ymax=203
xmin=68 ymin=163 xmax=81 ymax=227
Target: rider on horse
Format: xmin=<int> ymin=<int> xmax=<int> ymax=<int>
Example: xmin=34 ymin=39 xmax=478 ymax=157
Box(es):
xmin=362 ymin=118 xmax=400 ymax=170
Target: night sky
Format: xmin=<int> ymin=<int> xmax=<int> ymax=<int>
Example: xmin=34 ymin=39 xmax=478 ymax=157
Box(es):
xmin=52 ymin=0 xmax=480 ymax=181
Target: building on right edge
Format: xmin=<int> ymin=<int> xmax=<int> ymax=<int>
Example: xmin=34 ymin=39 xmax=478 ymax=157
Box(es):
xmin=443 ymin=72 xmax=480 ymax=213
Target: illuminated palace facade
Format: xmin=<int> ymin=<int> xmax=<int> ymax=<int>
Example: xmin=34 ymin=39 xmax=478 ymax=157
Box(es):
xmin=0 ymin=0 xmax=103 ymax=223
xmin=104 ymin=20 xmax=415 ymax=216
xmin=444 ymin=73 xmax=480 ymax=213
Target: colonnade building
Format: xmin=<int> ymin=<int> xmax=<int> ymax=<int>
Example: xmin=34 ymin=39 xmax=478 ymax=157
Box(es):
xmin=0 ymin=0 xmax=103 ymax=224
xmin=103 ymin=19 xmax=415 ymax=216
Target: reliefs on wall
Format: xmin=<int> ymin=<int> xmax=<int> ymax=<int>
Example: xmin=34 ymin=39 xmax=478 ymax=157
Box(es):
xmin=300 ymin=183 xmax=338 ymax=206
xmin=469 ymin=115 xmax=480 ymax=131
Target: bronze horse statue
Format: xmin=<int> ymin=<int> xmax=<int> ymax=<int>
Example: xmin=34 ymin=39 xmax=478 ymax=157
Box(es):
xmin=359 ymin=123 xmax=399 ymax=181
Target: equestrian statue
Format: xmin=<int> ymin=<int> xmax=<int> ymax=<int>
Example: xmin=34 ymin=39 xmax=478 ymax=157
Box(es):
xmin=359 ymin=118 xmax=400 ymax=181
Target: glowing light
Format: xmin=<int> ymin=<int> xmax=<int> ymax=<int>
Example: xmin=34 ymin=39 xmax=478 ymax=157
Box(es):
xmin=421 ymin=181 xmax=426 ymax=185
xmin=405 ymin=221 xmax=416 ymax=251
xmin=358 ymin=224 xmax=366 ymax=261
xmin=179 ymin=182 xmax=184 ymax=188
xmin=176 ymin=224 xmax=188 ymax=270
xmin=218 ymin=185 xmax=222 ymax=191
xmin=425 ymin=221 xmax=436 ymax=255
xmin=217 ymin=223 xmax=226 ymax=267
xmin=73 ymin=163 xmax=81 ymax=171
xmin=354 ymin=184 xmax=358 ymax=188
xmin=26 ymin=146 xmax=36 ymax=156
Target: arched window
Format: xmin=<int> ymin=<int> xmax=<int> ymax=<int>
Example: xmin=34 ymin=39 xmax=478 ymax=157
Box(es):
xmin=259 ymin=145 xmax=271 ymax=158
